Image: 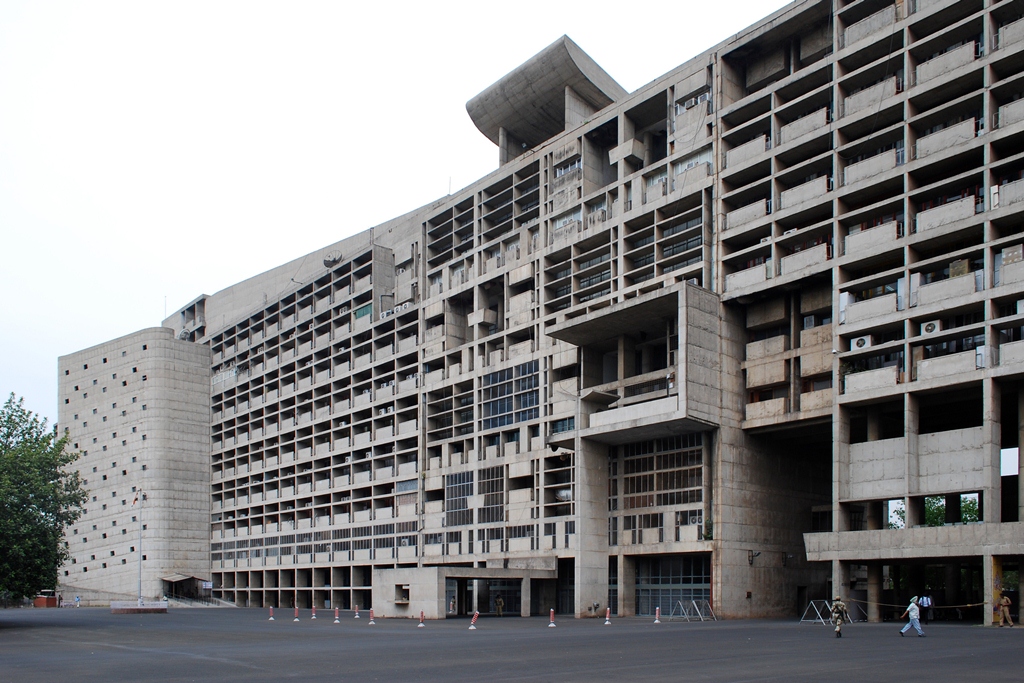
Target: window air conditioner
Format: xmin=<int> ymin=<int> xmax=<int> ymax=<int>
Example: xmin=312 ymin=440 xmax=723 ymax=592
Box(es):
xmin=378 ymin=409 xmax=386 ymax=417
xmin=920 ymin=320 xmax=943 ymax=336
xmin=852 ymin=335 xmax=873 ymax=349
xmin=783 ymin=228 xmax=798 ymax=236
xmin=760 ymin=236 xmax=772 ymax=244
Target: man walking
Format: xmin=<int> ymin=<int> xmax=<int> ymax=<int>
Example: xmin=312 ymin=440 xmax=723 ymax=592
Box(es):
xmin=830 ymin=595 xmax=850 ymax=638
xmin=899 ymin=596 xmax=925 ymax=637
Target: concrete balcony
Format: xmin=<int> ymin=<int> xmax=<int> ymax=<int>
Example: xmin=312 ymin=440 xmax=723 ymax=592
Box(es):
xmin=914 ymin=119 xmax=976 ymax=159
xmin=725 ymin=262 xmax=770 ymax=291
xmin=780 ymin=242 xmax=830 ymax=276
xmin=843 ymin=4 xmax=897 ymax=48
xmin=843 ymin=78 xmax=898 ymax=118
xmin=914 ymin=42 xmax=976 ymax=87
xmin=800 ymin=347 xmax=833 ymax=376
xmin=848 ymin=437 xmax=905 ymax=500
xmin=780 ymin=176 xmax=831 ymax=211
xmin=746 ymin=334 xmax=788 ymax=361
xmin=915 ymin=197 xmax=978 ymax=233
xmin=843 ymin=150 xmax=900 ymax=186
xmin=744 ymin=396 xmax=788 ymax=422
xmin=915 ymin=348 xmax=982 ymax=381
xmin=915 ymin=273 xmax=979 ymax=307
xmin=1000 ymin=339 xmax=1024 ymax=367
xmin=746 ymin=359 xmax=788 ymax=389
xmin=918 ymin=426 xmax=987 ymax=492
xmin=798 ymin=388 xmax=833 ymax=412
xmin=998 ymin=179 xmax=1024 ymax=210
xmin=1003 ymin=260 xmax=1024 ymax=286
xmin=725 ymin=134 xmax=769 ymax=168
xmin=844 ymin=366 xmax=900 ymax=394
xmin=998 ymin=17 xmax=1024 ymax=51
xmin=844 ymin=292 xmax=898 ymax=325
xmin=673 ymin=162 xmax=710 ymax=192
xmin=724 ymin=199 xmax=769 ymax=230
xmin=805 ymin=522 xmax=1024 ymax=563
xmin=779 ymin=108 xmax=829 ymax=145
xmin=845 ymin=221 xmax=901 ymax=257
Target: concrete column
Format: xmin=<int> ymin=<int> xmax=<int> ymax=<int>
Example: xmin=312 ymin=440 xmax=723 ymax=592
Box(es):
xmin=520 ymin=576 xmax=531 ymax=617
xmin=1018 ymin=386 xmax=1024 ymax=522
xmin=945 ymin=493 xmax=962 ymax=524
xmin=472 ymin=579 xmax=480 ymax=614
xmin=866 ymin=407 xmax=881 ymax=441
xmin=907 ymin=496 xmax=925 ymax=528
xmin=867 ymin=563 xmax=883 ymax=622
xmin=574 ymin=439 xmax=609 ymax=618
xmin=982 ymin=379 xmax=1001 ymax=523
xmin=618 ymin=554 xmax=636 ymax=616
xmin=905 ymin=393 xmax=920 ymax=526
xmin=866 ymin=501 xmax=884 ymax=530
xmin=832 ymin=560 xmax=849 ymax=600
xmin=982 ymin=554 xmax=997 ymax=626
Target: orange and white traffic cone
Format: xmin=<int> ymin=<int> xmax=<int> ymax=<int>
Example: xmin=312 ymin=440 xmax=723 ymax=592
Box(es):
xmin=654 ymin=607 xmax=661 ymax=624
xmin=548 ymin=608 xmax=556 ymax=628
xmin=469 ymin=611 xmax=479 ymax=630
xmin=368 ymin=609 xmax=376 ymax=625
xmin=269 ymin=606 xmax=275 ymax=621
xmin=311 ymin=606 xmax=317 ymax=620
xmin=334 ymin=607 xmax=340 ymax=624
xmin=418 ymin=611 xmax=425 ymax=628
xmin=293 ymin=606 xmax=300 ymax=622
xmin=604 ymin=607 xmax=611 ymax=625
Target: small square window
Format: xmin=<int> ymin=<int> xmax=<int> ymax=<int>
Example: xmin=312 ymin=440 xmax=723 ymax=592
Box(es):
xmin=74 ymin=443 xmax=79 ymax=449
xmin=91 ymin=496 xmax=97 ymax=502
xmin=83 ymin=567 xmax=88 ymax=573
xmin=102 ymin=416 xmax=107 ymax=422
xmin=65 ymin=398 xmax=69 ymax=404
xmin=83 ymin=392 xmax=87 ymax=398
xmin=73 ymin=414 xmax=78 ymax=420
xmin=92 ymin=438 xmax=97 ymax=444
xmin=90 ymin=555 xmax=95 ymax=560
xmin=121 ymin=410 xmax=126 ymax=416
xmin=102 ymin=387 xmax=107 ymax=393
xmin=141 ymin=375 xmax=147 ymax=381
xmin=141 ymin=464 xmax=147 ymax=471
xmin=122 ymin=381 xmax=127 ymax=387
xmin=131 ymin=427 xmax=136 ymax=433
xmin=131 ymin=456 xmax=136 ymax=463
xmin=92 ymin=379 xmax=97 ymax=385
xmin=111 ymin=402 xmax=116 ymax=408
xmin=65 ymin=369 xmax=70 ymax=375
xmin=74 ymin=385 xmax=79 ymax=391
xmin=122 ymin=351 xmax=127 ymax=357
xmin=121 ymin=559 xmax=126 ymax=565
xmin=121 ymin=469 xmax=126 ymax=475
xmin=92 ymin=408 xmax=97 ymax=414
xmin=142 ymin=434 xmax=147 ymax=441
xmin=101 ymin=533 xmax=106 ymax=539
xmin=121 ymin=529 xmax=127 ymax=535
xmin=112 ymin=373 xmax=117 ymax=380
xmin=101 ymin=475 xmax=107 ymax=481
xmin=132 ymin=367 xmax=137 ymax=373
xmin=83 ymin=364 xmax=88 ymax=370
xmin=132 ymin=397 xmax=137 ymax=403
xmin=142 ymin=405 xmax=147 ymax=411
xmin=101 ymin=445 xmax=107 ymax=451
xmin=101 ymin=563 xmax=106 ymax=569
xmin=142 ymin=345 xmax=147 ymax=350
xmin=121 ymin=440 xmax=126 ymax=446
xmin=102 ymin=358 xmax=107 ymax=364
xmin=92 ymin=467 xmax=97 ymax=472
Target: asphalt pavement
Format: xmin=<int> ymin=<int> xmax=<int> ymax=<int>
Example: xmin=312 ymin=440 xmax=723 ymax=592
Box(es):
xmin=0 ymin=608 xmax=1018 ymax=683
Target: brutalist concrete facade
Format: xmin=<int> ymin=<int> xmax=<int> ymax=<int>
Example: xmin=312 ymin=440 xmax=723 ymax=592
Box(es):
xmin=58 ymin=328 xmax=211 ymax=604
xmin=60 ymin=0 xmax=1024 ymax=620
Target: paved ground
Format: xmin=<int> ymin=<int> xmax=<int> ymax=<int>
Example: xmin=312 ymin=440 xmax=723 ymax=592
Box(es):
xmin=0 ymin=608 xmax=1019 ymax=683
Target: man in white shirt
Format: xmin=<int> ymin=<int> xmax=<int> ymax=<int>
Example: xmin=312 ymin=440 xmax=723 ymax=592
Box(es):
xmin=900 ymin=596 xmax=925 ymax=637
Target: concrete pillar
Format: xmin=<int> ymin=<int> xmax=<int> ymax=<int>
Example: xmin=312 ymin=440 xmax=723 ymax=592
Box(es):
xmin=983 ymin=554 xmax=997 ymax=626
xmin=618 ymin=554 xmax=636 ymax=616
xmin=472 ymin=579 xmax=480 ymax=614
xmin=866 ymin=501 xmax=884 ymax=530
xmin=1018 ymin=386 xmax=1024 ymax=522
xmin=945 ymin=493 xmax=962 ymax=524
xmin=520 ymin=576 xmax=531 ymax=617
xmin=866 ymin=407 xmax=881 ymax=441
xmin=905 ymin=393 xmax=920 ymax=527
xmin=982 ymin=379 xmax=1001 ymax=523
xmin=867 ymin=563 xmax=883 ymax=623
xmin=832 ymin=560 xmax=849 ymax=600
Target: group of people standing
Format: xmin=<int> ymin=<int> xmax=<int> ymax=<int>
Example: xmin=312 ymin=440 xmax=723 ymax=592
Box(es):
xmin=828 ymin=592 xmax=1015 ymax=638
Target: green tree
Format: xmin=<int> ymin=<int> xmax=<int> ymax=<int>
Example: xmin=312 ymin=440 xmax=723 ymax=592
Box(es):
xmin=0 ymin=393 xmax=87 ymax=599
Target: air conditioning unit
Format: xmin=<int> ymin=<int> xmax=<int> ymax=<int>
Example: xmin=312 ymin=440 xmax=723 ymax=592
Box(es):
xmin=362 ymin=389 xmax=371 ymax=396
xmin=387 ymin=380 xmax=395 ymax=387
xmin=397 ymin=267 xmax=406 ymax=274
xmin=378 ymin=409 xmax=387 ymax=417
xmin=920 ymin=320 xmax=943 ymax=336
xmin=760 ymin=236 xmax=772 ymax=244
xmin=686 ymin=277 xmax=700 ymax=286
xmin=401 ymin=302 xmax=411 ymax=310
xmin=783 ymin=228 xmax=798 ymax=236
xmin=380 ymin=382 xmax=388 ymax=390
xmin=385 ymin=406 xmax=394 ymax=414
xmin=399 ymin=538 xmax=408 ymax=546
xmin=851 ymin=335 xmax=873 ymax=350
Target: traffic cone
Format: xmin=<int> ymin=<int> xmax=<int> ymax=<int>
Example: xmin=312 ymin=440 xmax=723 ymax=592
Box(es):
xmin=368 ymin=609 xmax=376 ymax=625
xmin=294 ymin=606 xmax=300 ymax=622
xmin=604 ymin=607 xmax=611 ymax=625
xmin=654 ymin=607 xmax=661 ymax=624
xmin=418 ymin=611 xmax=425 ymax=628
xmin=548 ymin=609 xmax=556 ymax=628
xmin=269 ymin=606 xmax=275 ymax=621
xmin=469 ymin=611 xmax=479 ymax=630
xmin=311 ymin=606 xmax=317 ymax=620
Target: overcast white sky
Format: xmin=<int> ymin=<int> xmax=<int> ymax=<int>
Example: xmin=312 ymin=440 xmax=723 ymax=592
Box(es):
xmin=0 ymin=0 xmax=795 ymax=424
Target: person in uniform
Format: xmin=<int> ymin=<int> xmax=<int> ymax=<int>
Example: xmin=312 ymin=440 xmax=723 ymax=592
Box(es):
xmin=998 ymin=593 xmax=1014 ymax=627
xmin=830 ymin=595 xmax=850 ymax=637
xmin=494 ymin=594 xmax=504 ymax=617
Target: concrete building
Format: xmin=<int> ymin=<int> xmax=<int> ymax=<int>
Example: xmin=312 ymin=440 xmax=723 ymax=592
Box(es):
xmin=59 ymin=0 xmax=1023 ymax=621
xmin=58 ymin=328 xmax=211 ymax=603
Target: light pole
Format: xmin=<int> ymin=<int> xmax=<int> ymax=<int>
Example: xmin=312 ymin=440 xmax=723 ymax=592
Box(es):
xmin=135 ymin=490 xmax=146 ymax=606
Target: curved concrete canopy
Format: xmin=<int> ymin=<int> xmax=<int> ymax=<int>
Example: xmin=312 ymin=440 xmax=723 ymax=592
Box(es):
xmin=466 ymin=36 xmax=626 ymax=150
